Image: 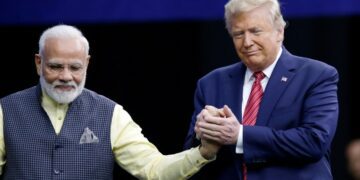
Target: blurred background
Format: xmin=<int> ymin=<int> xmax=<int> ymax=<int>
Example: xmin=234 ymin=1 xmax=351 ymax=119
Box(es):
xmin=1 ymin=0 xmax=359 ymax=179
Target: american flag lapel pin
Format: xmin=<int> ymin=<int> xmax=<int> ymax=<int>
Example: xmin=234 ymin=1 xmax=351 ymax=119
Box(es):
xmin=281 ymin=76 xmax=288 ymax=82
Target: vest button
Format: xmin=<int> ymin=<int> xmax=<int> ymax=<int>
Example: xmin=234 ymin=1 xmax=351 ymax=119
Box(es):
xmin=54 ymin=169 xmax=62 ymax=175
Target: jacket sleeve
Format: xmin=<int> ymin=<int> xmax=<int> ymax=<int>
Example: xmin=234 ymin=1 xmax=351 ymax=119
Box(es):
xmin=243 ymin=65 xmax=339 ymax=164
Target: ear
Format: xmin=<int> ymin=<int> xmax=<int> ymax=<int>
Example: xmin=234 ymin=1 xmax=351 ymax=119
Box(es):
xmin=35 ymin=54 xmax=42 ymax=76
xmin=276 ymin=27 xmax=285 ymax=42
xmin=85 ymin=55 xmax=91 ymax=66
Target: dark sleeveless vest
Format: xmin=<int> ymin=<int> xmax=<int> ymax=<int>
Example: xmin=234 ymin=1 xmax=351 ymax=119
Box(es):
xmin=1 ymin=85 xmax=115 ymax=180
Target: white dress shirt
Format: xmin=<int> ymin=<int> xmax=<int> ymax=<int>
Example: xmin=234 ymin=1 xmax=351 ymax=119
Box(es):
xmin=236 ymin=47 xmax=282 ymax=154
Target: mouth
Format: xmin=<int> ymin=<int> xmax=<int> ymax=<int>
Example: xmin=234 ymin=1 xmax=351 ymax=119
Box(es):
xmin=243 ymin=50 xmax=259 ymax=56
xmin=54 ymin=85 xmax=76 ymax=92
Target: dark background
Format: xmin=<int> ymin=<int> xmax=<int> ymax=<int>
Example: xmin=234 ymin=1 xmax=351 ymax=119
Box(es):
xmin=0 ymin=2 xmax=359 ymax=179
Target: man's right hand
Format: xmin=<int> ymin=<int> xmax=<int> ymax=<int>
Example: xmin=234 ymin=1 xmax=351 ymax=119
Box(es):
xmin=195 ymin=105 xmax=241 ymax=145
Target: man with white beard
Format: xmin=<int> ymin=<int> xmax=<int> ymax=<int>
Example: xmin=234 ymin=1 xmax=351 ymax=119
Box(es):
xmin=0 ymin=24 xmax=220 ymax=180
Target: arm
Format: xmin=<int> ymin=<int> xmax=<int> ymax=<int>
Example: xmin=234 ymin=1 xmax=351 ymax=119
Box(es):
xmin=243 ymin=66 xmax=339 ymax=163
xmin=111 ymin=105 xmax=219 ymax=180
xmin=197 ymin=66 xmax=339 ymax=163
xmin=0 ymin=104 xmax=6 ymax=175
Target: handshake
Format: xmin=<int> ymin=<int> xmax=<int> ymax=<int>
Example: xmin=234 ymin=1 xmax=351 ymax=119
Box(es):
xmin=196 ymin=105 xmax=241 ymax=159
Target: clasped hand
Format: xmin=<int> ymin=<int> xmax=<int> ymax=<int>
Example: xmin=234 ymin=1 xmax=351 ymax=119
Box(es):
xmin=195 ymin=105 xmax=240 ymax=145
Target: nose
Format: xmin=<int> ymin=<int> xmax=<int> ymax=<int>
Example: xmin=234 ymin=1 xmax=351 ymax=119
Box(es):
xmin=243 ymin=33 xmax=254 ymax=48
xmin=58 ymin=68 xmax=73 ymax=82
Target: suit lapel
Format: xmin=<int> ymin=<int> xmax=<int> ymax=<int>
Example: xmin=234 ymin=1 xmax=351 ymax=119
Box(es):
xmin=256 ymin=49 xmax=297 ymax=126
xmin=223 ymin=63 xmax=247 ymax=121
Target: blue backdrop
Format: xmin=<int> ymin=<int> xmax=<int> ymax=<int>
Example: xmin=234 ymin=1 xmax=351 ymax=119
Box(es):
xmin=1 ymin=0 xmax=359 ymax=25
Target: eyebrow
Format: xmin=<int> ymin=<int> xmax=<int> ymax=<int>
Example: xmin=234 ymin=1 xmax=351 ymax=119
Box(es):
xmin=47 ymin=59 xmax=84 ymax=65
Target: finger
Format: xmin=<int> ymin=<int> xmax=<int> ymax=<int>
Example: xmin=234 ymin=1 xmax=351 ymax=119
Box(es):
xmin=202 ymin=133 xmax=222 ymax=143
xmin=206 ymin=105 xmax=226 ymax=117
xmin=202 ymin=114 xmax=226 ymax=126
xmin=199 ymin=127 xmax=221 ymax=138
xmin=196 ymin=109 xmax=207 ymax=122
xmin=198 ymin=120 xmax=221 ymax=132
xmin=205 ymin=105 xmax=218 ymax=116
xmin=223 ymin=105 xmax=235 ymax=118
xmin=194 ymin=126 xmax=202 ymax=140
xmin=201 ymin=115 xmax=228 ymax=128
xmin=218 ymin=109 xmax=226 ymax=117
xmin=195 ymin=121 xmax=202 ymax=134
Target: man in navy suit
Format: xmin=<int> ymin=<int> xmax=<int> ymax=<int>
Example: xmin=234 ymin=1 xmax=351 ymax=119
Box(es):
xmin=184 ymin=0 xmax=339 ymax=179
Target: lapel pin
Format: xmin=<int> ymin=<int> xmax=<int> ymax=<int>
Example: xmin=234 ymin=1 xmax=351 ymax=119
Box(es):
xmin=281 ymin=76 xmax=288 ymax=82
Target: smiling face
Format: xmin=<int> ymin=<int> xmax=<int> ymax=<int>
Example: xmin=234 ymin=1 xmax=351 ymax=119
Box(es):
xmin=35 ymin=37 xmax=90 ymax=104
xmin=230 ymin=5 xmax=284 ymax=72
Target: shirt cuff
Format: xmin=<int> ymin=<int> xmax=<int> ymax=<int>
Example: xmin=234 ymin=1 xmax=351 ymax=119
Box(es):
xmin=235 ymin=124 xmax=244 ymax=154
xmin=180 ymin=147 xmax=216 ymax=179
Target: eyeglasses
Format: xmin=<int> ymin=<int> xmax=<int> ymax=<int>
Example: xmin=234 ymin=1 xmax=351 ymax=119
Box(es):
xmin=44 ymin=62 xmax=86 ymax=76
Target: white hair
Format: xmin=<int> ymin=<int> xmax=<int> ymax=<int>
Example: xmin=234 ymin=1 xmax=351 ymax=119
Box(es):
xmin=224 ymin=0 xmax=286 ymax=33
xmin=38 ymin=24 xmax=89 ymax=57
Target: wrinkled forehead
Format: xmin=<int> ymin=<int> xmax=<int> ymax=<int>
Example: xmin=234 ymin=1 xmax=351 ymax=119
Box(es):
xmin=45 ymin=37 xmax=84 ymax=51
xmin=46 ymin=58 xmax=85 ymax=65
xmin=42 ymin=37 xmax=87 ymax=59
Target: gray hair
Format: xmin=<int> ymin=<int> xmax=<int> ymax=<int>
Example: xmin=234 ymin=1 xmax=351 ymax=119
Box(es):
xmin=38 ymin=24 xmax=89 ymax=57
xmin=224 ymin=0 xmax=286 ymax=33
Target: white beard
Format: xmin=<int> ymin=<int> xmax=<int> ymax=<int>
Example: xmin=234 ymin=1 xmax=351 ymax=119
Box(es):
xmin=40 ymin=75 xmax=86 ymax=104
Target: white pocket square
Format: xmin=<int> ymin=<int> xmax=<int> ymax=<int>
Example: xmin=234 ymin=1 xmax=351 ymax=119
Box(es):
xmin=79 ymin=127 xmax=99 ymax=144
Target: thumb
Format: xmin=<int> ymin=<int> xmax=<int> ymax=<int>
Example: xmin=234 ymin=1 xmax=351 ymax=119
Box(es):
xmin=223 ymin=105 xmax=235 ymax=118
xmin=205 ymin=105 xmax=218 ymax=116
xmin=205 ymin=105 xmax=226 ymax=117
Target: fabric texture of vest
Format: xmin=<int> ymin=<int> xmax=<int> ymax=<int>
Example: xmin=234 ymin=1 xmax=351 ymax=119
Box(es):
xmin=1 ymin=85 xmax=116 ymax=180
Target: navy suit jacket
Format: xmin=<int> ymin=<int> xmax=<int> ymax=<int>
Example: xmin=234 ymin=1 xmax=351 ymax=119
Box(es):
xmin=184 ymin=48 xmax=339 ymax=180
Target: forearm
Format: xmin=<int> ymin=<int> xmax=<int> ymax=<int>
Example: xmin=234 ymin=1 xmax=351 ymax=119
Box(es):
xmin=243 ymin=125 xmax=335 ymax=163
xmin=0 ymin=142 xmax=4 ymax=175
xmin=0 ymin=105 xmax=5 ymax=175
xmin=115 ymin=139 xmax=213 ymax=180
xmin=142 ymin=147 xmax=213 ymax=180
xmin=112 ymin=105 xmax=213 ymax=179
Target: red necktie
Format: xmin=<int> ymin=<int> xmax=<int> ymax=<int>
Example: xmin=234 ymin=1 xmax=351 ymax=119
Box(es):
xmin=242 ymin=71 xmax=265 ymax=180
xmin=243 ymin=71 xmax=265 ymax=126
